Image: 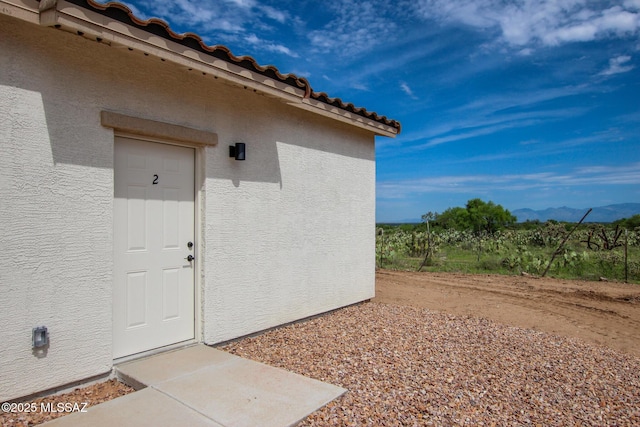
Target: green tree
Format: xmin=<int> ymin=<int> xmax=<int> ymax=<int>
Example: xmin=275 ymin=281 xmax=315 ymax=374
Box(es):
xmin=431 ymin=199 xmax=516 ymax=234
xmin=613 ymin=214 xmax=640 ymax=229
xmin=435 ymin=206 xmax=469 ymax=230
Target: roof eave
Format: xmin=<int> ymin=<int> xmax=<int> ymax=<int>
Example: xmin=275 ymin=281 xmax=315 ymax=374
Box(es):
xmin=1 ymin=0 xmax=400 ymax=137
xmin=1 ymin=0 xmax=40 ymax=23
xmin=296 ymin=98 xmax=399 ymax=138
xmin=28 ymin=0 xmax=399 ymax=137
xmin=37 ymin=0 xmax=308 ymax=102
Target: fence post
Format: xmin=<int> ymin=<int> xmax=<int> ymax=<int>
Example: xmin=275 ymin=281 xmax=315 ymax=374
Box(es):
xmin=625 ymin=228 xmax=628 ymax=283
xmin=542 ymin=208 xmax=592 ymax=277
xmin=417 ymin=220 xmax=432 ymax=272
xmin=377 ymin=228 xmax=384 ymax=269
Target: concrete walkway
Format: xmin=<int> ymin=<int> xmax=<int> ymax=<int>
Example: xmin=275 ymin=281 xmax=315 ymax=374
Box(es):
xmin=43 ymin=344 xmax=346 ymax=427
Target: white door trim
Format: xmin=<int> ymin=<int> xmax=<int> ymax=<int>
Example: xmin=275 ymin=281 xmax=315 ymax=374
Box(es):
xmin=112 ymin=133 xmax=204 ymax=359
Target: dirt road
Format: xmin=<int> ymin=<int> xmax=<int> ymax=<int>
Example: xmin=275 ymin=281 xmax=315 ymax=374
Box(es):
xmin=374 ymin=269 xmax=640 ymax=357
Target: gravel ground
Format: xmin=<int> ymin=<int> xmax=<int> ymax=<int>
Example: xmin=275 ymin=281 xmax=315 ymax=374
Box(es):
xmin=223 ymin=302 xmax=640 ymax=426
xmin=4 ymin=301 xmax=639 ymax=426
xmin=0 ymin=379 xmax=134 ymax=427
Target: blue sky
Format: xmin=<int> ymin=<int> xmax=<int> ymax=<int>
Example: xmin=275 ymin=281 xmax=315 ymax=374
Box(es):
xmin=109 ymin=0 xmax=639 ymax=222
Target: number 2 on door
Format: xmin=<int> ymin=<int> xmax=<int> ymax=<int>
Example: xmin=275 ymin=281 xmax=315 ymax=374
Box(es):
xmin=153 ymin=174 xmax=159 ymax=185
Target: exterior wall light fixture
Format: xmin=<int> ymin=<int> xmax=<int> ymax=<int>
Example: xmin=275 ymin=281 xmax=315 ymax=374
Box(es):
xmin=32 ymin=326 xmax=49 ymax=348
xmin=229 ymin=142 xmax=246 ymax=161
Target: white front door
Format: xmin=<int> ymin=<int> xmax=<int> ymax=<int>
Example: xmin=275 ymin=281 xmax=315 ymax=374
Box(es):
xmin=113 ymin=137 xmax=195 ymax=359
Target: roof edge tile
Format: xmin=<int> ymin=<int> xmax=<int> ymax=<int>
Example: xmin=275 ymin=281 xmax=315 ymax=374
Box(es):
xmin=39 ymin=0 xmax=401 ymax=134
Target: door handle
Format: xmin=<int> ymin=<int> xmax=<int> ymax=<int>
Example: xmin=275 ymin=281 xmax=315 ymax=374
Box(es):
xmin=185 ymin=255 xmax=195 ymax=262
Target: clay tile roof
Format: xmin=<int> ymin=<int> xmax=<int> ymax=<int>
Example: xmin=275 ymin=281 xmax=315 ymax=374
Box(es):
xmin=63 ymin=0 xmax=401 ymax=134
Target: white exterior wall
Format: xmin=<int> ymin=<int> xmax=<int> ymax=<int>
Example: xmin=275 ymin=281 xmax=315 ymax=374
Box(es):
xmin=203 ymin=112 xmax=375 ymax=344
xmin=0 ymin=13 xmax=375 ymax=401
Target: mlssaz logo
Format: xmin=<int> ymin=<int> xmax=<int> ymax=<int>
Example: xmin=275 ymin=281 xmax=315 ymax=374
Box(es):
xmin=40 ymin=402 xmax=89 ymax=413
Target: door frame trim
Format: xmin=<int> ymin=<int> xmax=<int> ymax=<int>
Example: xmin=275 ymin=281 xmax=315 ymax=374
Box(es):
xmin=102 ymin=111 xmax=218 ymax=146
xmin=112 ymin=131 xmax=205 ymax=358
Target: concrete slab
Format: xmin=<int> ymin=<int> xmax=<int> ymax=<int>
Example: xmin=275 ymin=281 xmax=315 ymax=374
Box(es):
xmin=41 ymin=387 xmax=222 ymax=427
xmin=43 ymin=344 xmax=346 ymax=427
xmin=119 ymin=344 xmax=346 ymax=427
xmin=116 ymin=345 xmax=237 ymax=388
xmin=157 ymin=354 xmax=346 ymax=427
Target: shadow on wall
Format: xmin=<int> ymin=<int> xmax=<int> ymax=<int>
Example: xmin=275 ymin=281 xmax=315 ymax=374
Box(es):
xmin=1 ymin=14 xmax=373 ymax=192
xmin=223 ymin=138 xmax=282 ymax=189
xmin=0 ymin=15 xmax=284 ymax=187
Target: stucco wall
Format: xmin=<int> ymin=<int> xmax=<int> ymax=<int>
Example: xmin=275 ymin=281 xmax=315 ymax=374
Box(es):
xmin=203 ymin=110 xmax=376 ymax=344
xmin=0 ymin=12 xmax=375 ymax=401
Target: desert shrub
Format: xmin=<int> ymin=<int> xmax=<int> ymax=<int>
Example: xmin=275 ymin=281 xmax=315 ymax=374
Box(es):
xmin=376 ymin=224 xmax=639 ymax=283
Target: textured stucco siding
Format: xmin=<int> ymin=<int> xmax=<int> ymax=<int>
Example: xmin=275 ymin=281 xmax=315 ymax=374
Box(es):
xmin=0 ymin=15 xmax=115 ymax=402
xmin=203 ymin=114 xmax=375 ymax=344
xmin=0 ymin=12 xmax=375 ymax=401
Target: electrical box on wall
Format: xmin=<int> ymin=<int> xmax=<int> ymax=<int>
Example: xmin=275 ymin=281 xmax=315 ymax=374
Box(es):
xmin=32 ymin=326 xmax=49 ymax=348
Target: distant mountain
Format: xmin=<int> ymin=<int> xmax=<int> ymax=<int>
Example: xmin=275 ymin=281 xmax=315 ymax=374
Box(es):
xmin=512 ymin=203 xmax=640 ymax=223
xmin=378 ymin=218 xmax=423 ymax=225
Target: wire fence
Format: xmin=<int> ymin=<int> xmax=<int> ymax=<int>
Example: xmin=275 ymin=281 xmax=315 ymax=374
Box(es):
xmin=376 ymin=225 xmax=640 ymax=284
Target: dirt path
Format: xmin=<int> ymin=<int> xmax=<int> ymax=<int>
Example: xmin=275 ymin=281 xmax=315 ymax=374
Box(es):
xmin=374 ymin=269 xmax=640 ymax=357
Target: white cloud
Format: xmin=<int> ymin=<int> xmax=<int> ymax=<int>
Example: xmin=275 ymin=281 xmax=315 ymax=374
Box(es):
xmin=127 ymin=0 xmax=246 ymax=33
xmin=599 ymin=55 xmax=635 ymax=75
xmin=377 ymin=162 xmax=640 ymax=200
xmin=419 ymin=119 xmax=542 ymax=147
xmin=307 ymin=0 xmax=398 ymax=56
xmin=400 ymin=82 xmax=418 ymax=99
xmin=226 ymin=0 xmax=256 ymax=8
xmin=244 ymin=33 xmax=298 ymax=57
xmin=453 ymin=85 xmax=592 ymax=115
xmin=258 ymin=5 xmax=287 ymax=23
xmin=350 ymin=82 xmax=370 ymax=91
xmin=395 ymin=84 xmax=594 ymax=147
xmin=625 ymin=0 xmax=640 ymax=9
xmin=123 ymin=0 xmax=291 ymax=37
xmin=415 ymin=0 xmax=640 ymax=48
xmin=245 ymin=33 xmax=260 ymax=44
xmin=271 ymin=45 xmax=297 ymax=56
xmin=415 ymin=105 xmax=591 ymax=149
